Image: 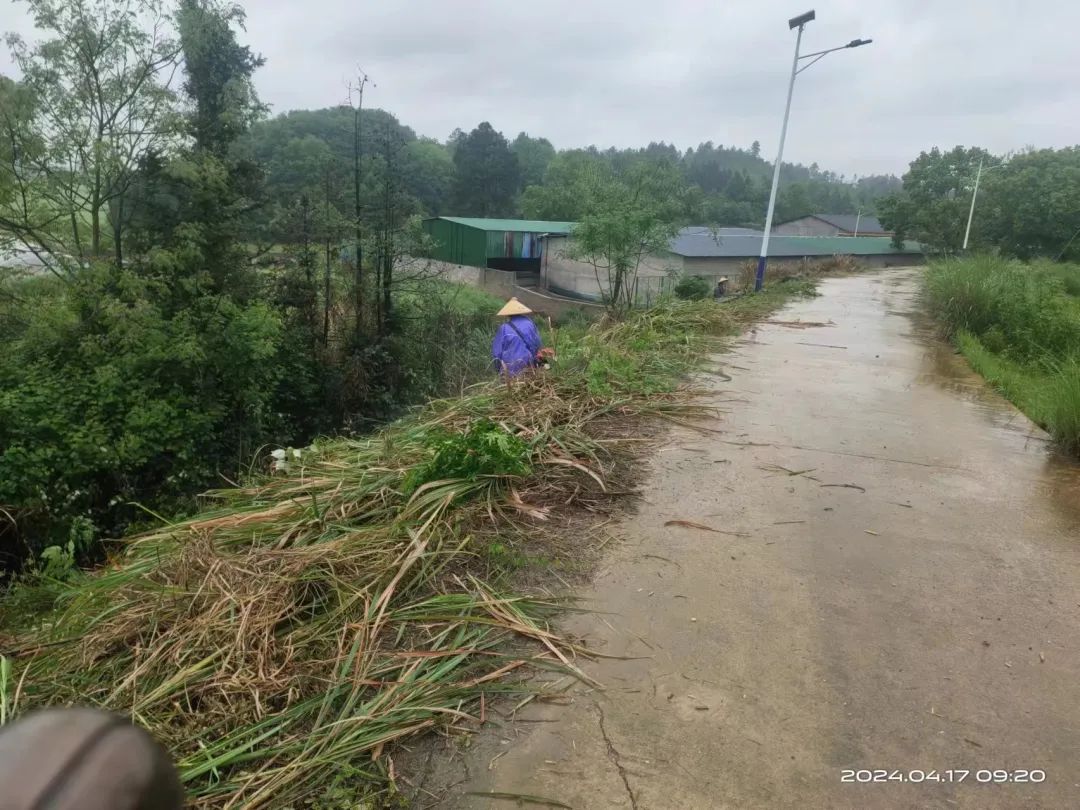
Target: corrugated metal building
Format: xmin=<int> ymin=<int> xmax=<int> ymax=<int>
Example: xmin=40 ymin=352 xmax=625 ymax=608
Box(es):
xmin=668 ymin=230 xmax=919 ymax=266
xmin=542 ymin=228 xmax=924 ymax=302
xmin=422 ymin=217 xmax=575 ymax=273
xmin=772 ymin=213 xmax=892 ymax=237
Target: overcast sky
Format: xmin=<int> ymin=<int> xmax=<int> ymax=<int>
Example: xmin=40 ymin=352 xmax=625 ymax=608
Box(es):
xmin=2 ymin=0 xmax=1077 ymax=177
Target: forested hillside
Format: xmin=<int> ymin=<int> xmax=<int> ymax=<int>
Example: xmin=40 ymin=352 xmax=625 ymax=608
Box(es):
xmin=240 ymin=105 xmax=901 ymax=234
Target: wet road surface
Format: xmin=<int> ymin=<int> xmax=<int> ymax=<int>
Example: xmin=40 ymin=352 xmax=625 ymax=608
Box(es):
xmin=439 ymin=269 xmax=1080 ymax=809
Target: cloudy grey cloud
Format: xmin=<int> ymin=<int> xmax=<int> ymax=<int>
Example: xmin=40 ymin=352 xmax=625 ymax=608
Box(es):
xmin=3 ymin=0 xmax=1078 ymax=177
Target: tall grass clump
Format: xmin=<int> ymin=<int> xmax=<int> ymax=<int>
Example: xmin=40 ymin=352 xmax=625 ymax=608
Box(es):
xmin=0 ymin=292 xmax=800 ymax=808
xmin=926 ymin=255 xmax=1080 ymax=361
xmin=1031 ymin=259 xmax=1080 ymax=298
xmin=1040 ymin=359 xmax=1080 ymax=457
xmin=926 ymin=256 xmax=1080 ymax=454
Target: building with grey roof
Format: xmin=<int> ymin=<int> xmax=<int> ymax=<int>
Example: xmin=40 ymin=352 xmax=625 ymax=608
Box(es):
xmin=772 ymin=213 xmax=892 ymax=237
xmin=539 ymin=226 xmax=922 ymax=302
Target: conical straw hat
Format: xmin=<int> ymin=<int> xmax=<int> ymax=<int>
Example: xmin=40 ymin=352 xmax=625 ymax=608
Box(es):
xmin=497 ymin=297 xmax=532 ymax=316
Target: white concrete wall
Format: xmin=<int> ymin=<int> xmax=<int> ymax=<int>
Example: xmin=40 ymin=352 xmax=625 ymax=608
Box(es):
xmin=541 ymin=235 xmax=681 ymax=303
xmin=398 ymin=257 xmax=603 ymax=316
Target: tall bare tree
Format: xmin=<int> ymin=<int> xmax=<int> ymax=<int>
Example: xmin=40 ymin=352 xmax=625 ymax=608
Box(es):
xmin=2 ymin=0 xmax=180 ymax=273
xmin=348 ymin=71 xmax=371 ymax=343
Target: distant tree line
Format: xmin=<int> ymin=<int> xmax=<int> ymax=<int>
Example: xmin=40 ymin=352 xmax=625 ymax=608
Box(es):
xmin=879 ymin=145 xmax=1080 ymax=261
xmin=240 ymin=110 xmax=901 ymax=236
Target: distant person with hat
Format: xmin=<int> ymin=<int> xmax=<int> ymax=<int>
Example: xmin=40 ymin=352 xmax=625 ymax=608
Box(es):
xmin=713 ymin=277 xmax=729 ymax=299
xmin=492 ymin=297 xmax=544 ymax=376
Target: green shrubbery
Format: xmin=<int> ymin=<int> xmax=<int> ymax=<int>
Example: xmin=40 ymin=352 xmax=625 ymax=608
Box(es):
xmin=926 ymin=256 xmax=1080 ymax=454
xmin=0 ymin=270 xmax=501 ymax=560
xmin=673 ymin=275 xmax=711 ymax=300
xmin=0 ymin=267 xmax=284 ymax=554
xmin=405 ymin=420 xmax=531 ymax=495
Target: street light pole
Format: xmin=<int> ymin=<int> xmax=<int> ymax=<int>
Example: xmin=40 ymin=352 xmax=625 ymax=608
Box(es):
xmin=754 ymin=11 xmax=872 ymax=292
xmin=754 ymin=21 xmax=805 ymax=293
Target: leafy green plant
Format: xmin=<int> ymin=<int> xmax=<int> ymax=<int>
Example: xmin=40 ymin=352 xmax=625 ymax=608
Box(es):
xmin=38 ymin=542 xmax=77 ymax=580
xmin=674 ymin=275 xmax=710 ymax=300
xmin=405 ymin=420 xmax=531 ymax=494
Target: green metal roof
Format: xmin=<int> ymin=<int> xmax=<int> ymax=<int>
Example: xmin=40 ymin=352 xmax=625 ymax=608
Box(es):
xmin=432 ymin=217 xmax=576 ymax=234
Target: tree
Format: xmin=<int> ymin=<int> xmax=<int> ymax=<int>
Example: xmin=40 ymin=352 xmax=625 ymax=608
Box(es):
xmin=776 ymin=183 xmax=814 ymax=222
xmin=878 ymin=146 xmax=994 ymax=252
xmin=162 ymin=0 xmax=265 ymax=294
xmin=0 ymin=75 xmax=44 ymax=255
xmin=750 ymin=140 xmax=761 ymax=158
xmin=452 ymin=122 xmax=520 ymax=216
xmin=402 ymin=137 xmax=455 ymax=215
xmin=0 ymin=0 xmax=286 ymax=549
xmin=974 ymin=148 xmax=1080 ymax=261
xmin=125 ymin=0 xmax=268 ymax=303
xmin=511 ymin=131 xmax=556 ymax=191
xmin=2 ymin=0 xmax=180 ymax=270
xmin=566 ymin=162 xmax=687 ymax=314
xmin=854 ymin=174 xmax=902 ymax=212
xmin=521 ymin=149 xmax=611 ymax=221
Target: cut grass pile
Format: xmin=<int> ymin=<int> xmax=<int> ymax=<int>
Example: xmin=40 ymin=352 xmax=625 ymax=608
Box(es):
xmin=926 ymin=256 xmax=1080 ymax=455
xmin=0 ymin=287 xmax=811 ymax=808
xmin=734 ymin=254 xmax=864 ymax=293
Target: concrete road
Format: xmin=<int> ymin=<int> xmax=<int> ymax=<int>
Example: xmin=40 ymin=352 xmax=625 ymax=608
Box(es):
xmin=440 ymin=269 xmax=1080 ymax=809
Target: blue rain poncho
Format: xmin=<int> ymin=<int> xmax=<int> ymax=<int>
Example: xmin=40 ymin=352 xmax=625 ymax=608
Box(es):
xmin=492 ymin=314 xmax=542 ymax=376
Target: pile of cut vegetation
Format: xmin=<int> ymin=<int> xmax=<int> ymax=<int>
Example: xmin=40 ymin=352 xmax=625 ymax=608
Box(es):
xmin=735 ymin=254 xmax=863 ymax=292
xmin=0 ymin=299 xmax=748 ymax=807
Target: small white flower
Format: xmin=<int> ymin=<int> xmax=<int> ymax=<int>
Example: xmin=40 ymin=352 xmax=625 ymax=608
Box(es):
xmin=270 ymin=448 xmax=286 ymax=461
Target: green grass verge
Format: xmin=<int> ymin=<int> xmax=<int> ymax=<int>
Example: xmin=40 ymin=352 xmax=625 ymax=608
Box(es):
xmin=926 ymin=256 xmax=1080 ymax=455
xmin=0 ymin=280 xmax=815 ymax=808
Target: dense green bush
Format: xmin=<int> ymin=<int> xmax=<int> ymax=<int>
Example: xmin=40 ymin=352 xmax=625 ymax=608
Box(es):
xmin=0 ymin=267 xmax=285 ymax=553
xmin=389 ymin=281 xmax=500 ymax=404
xmin=0 ymin=270 xmax=502 ymax=560
xmin=674 ymin=275 xmax=711 ymax=300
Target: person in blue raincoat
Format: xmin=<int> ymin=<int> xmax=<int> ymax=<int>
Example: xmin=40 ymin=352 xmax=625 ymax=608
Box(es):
xmin=492 ymin=297 xmax=544 ymax=376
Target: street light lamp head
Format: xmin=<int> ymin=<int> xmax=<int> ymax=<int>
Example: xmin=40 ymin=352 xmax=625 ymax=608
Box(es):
xmin=788 ymin=9 xmax=815 ymax=29
xmin=846 ymin=38 xmax=873 ymax=48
